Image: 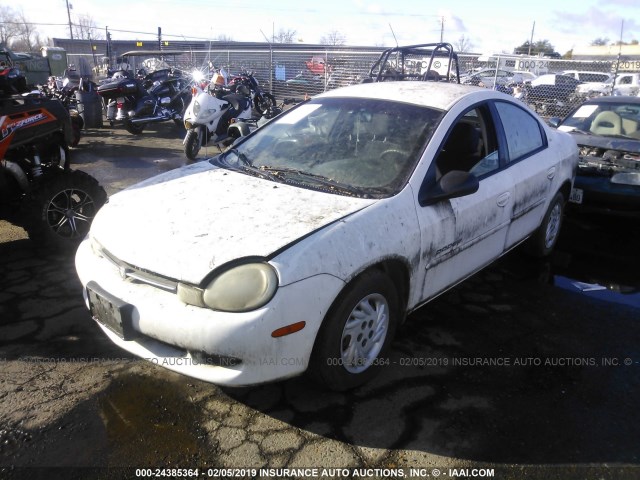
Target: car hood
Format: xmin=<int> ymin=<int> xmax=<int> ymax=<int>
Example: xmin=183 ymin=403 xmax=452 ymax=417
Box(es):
xmin=561 ymin=129 xmax=640 ymax=152
xmin=90 ymin=161 xmax=375 ymax=284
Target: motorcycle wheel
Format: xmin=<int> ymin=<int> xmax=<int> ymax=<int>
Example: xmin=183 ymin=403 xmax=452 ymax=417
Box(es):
xmin=125 ymin=120 xmax=146 ymax=135
xmin=21 ymin=169 xmax=107 ymax=250
xmin=184 ymin=129 xmax=201 ymax=160
xmin=254 ymin=93 xmax=276 ymax=115
xmin=173 ymin=96 xmax=188 ymax=128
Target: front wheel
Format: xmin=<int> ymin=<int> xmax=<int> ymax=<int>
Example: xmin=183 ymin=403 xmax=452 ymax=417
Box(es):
xmin=184 ymin=128 xmax=202 ymax=160
xmin=525 ymin=191 xmax=565 ymax=257
xmin=21 ymin=170 xmax=107 ymax=250
xmin=309 ymin=270 xmax=400 ymax=391
xmin=124 ymin=120 xmax=146 ymax=135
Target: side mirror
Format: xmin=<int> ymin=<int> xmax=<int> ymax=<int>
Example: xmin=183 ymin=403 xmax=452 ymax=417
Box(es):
xmin=548 ymin=117 xmax=562 ymax=128
xmin=419 ymin=170 xmax=480 ymax=206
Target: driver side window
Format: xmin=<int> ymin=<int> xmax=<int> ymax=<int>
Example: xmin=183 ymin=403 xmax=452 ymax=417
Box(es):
xmin=436 ymin=106 xmax=500 ymax=178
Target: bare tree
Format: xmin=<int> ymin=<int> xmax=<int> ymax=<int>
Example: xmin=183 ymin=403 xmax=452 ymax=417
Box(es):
xmin=273 ymin=28 xmax=296 ymax=44
xmin=215 ymin=34 xmax=234 ymax=42
xmin=0 ymin=6 xmax=20 ymax=46
xmin=13 ymin=10 xmax=38 ymax=52
xmin=73 ymin=14 xmax=103 ymax=40
xmin=454 ymin=35 xmax=473 ymax=53
xmin=320 ymin=30 xmax=346 ymax=46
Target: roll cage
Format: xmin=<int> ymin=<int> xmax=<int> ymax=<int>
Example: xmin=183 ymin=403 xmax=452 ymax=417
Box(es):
xmin=365 ymin=42 xmax=461 ymax=84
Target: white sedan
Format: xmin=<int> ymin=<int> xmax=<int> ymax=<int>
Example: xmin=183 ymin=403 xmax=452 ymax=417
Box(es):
xmin=76 ymin=81 xmax=578 ymax=390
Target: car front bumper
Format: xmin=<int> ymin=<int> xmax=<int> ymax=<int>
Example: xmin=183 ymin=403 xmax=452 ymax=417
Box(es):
xmin=569 ymin=174 xmax=640 ymax=218
xmin=75 ymin=238 xmax=344 ymax=387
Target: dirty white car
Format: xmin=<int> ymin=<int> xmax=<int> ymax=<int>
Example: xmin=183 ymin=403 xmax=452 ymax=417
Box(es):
xmin=76 ymin=82 xmax=578 ymax=390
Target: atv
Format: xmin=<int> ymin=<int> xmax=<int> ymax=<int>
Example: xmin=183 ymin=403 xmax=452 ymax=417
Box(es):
xmin=0 ymin=62 xmax=107 ymax=250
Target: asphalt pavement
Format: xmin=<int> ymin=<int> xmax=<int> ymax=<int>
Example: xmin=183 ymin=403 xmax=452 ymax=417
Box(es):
xmin=1 ymin=122 xmax=639 ymax=480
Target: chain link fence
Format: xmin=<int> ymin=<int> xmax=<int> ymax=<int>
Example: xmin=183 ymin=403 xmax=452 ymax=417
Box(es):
xmin=66 ymin=47 xmax=640 ymax=118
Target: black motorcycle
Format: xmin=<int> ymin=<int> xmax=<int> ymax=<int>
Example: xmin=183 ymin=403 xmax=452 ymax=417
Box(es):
xmin=227 ymin=70 xmax=276 ymax=116
xmin=98 ymin=68 xmax=191 ymax=134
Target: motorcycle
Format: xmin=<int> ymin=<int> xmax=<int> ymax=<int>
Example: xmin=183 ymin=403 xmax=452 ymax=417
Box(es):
xmin=227 ymin=70 xmax=276 ymax=116
xmin=98 ymin=67 xmax=192 ymax=134
xmin=40 ymin=71 xmax=100 ymax=147
xmin=182 ymin=69 xmax=253 ymax=160
xmin=0 ymin=65 xmax=107 ymax=249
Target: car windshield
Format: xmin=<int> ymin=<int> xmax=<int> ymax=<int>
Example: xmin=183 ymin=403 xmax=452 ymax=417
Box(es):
xmin=559 ymin=101 xmax=640 ymax=139
xmin=215 ymin=97 xmax=443 ymax=198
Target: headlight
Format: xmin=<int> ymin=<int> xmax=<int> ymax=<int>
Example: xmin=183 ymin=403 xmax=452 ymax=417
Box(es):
xmin=193 ymin=100 xmax=200 ymax=116
xmin=178 ymin=262 xmax=278 ymax=312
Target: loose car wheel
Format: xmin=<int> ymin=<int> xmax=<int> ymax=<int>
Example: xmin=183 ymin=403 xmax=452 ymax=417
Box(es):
xmin=22 ymin=170 xmax=107 ymax=250
xmin=525 ymin=191 xmax=565 ymax=257
xmin=309 ymin=270 xmax=399 ymax=391
xmin=184 ymin=129 xmax=202 ymax=160
xmin=124 ymin=120 xmax=146 ymax=135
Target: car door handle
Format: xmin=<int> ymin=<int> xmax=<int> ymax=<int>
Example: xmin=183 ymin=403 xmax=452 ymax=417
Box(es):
xmin=547 ymin=167 xmax=556 ymax=179
xmin=497 ymin=192 xmax=511 ymax=207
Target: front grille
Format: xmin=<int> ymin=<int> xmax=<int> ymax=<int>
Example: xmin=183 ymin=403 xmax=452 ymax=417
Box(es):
xmin=100 ymin=246 xmax=179 ymax=293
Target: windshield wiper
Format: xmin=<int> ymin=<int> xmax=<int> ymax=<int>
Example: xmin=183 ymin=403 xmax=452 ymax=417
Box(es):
xmin=226 ymin=148 xmax=251 ymax=166
xmin=221 ymin=149 xmax=279 ymax=181
xmin=257 ymin=165 xmax=366 ymax=195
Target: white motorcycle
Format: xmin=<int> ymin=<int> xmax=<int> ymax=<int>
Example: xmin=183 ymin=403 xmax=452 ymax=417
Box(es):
xmin=182 ymin=69 xmax=253 ymax=160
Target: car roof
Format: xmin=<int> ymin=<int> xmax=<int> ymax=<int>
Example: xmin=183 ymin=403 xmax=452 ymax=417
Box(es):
xmin=316 ymin=81 xmax=494 ymax=111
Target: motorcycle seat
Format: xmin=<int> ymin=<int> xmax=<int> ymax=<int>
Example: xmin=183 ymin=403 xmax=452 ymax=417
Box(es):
xmin=223 ymin=93 xmax=251 ymax=112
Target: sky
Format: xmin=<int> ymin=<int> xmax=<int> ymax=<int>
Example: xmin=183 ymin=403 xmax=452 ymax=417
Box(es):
xmin=14 ymin=0 xmax=640 ymax=55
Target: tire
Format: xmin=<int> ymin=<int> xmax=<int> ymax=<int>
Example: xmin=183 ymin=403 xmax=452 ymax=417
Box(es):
xmin=172 ymin=95 xmax=189 ymax=128
xmin=254 ymin=92 xmax=276 ymax=115
xmin=21 ymin=169 xmax=107 ymax=250
xmin=309 ymin=270 xmax=400 ymax=391
xmin=525 ymin=191 xmax=565 ymax=257
xmin=124 ymin=120 xmax=145 ymax=135
xmin=184 ymin=128 xmax=201 ymax=160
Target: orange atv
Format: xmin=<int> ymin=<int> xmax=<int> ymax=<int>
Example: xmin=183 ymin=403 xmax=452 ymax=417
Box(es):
xmin=0 ymin=64 xmax=106 ymax=250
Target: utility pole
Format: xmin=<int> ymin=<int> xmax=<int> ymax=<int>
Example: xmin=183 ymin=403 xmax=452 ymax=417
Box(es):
xmin=528 ymin=21 xmax=535 ymax=55
xmin=65 ymin=0 xmax=73 ymax=39
xmin=440 ymin=16 xmax=445 ymax=43
xmin=158 ymin=27 xmax=162 ymax=51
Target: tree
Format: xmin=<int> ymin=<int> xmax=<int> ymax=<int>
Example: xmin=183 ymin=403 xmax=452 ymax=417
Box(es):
xmin=454 ymin=35 xmax=473 ymax=53
xmin=513 ymin=39 xmax=558 ymax=57
xmin=591 ymin=38 xmax=609 ymax=46
xmin=273 ymin=28 xmax=296 ymax=44
xmin=73 ymin=14 xmax=103 ymax=41
xmin=0 ymin=6 xmax=20 ymax=46
xmin=320 ymin=30 xmax=346 ymax=46
xmin=13 ymin=10 xmax=39 ymax=52
xmin=215 ymin=34 xmax=234 ymax=42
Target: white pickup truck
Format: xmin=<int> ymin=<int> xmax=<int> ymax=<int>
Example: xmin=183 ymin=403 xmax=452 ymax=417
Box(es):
xmin=575 ymin=72 xmax=640 ymax=97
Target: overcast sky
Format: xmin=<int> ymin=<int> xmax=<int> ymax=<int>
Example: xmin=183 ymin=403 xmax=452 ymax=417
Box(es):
xmin=18 ymin=0 xmax=640 ymax=55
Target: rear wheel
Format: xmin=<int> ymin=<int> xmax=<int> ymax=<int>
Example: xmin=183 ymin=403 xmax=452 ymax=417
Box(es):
xmin=22 ymin=170 xmax=107 ymax=250
xmin=309 ymin=270 xmax=399 ymax=391
xmin=525 ymin=191 xmax=565 ymax=257
xmin=124 ymin=120 xmax=145 ymax=135
xmin=254 ymin=92 xmax=276 ymax=115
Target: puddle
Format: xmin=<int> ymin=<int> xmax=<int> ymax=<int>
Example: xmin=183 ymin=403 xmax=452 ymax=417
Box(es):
xmin=99 ymin=374 xmax=209 ymax=467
